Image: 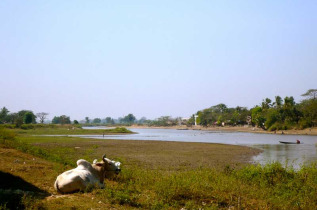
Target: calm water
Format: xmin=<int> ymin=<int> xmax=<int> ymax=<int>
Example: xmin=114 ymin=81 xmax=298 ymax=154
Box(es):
xmin=79 ymin=128 xmax=317 ymax=167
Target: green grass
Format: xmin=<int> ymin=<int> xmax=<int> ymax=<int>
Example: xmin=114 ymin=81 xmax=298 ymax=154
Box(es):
xmin=1 ymin=127 xmax=317 ymax=209
xmin=15 ymin=126 xmax=132 ymax=135
xmin=0 ymin=128 xmax=15 ymax=142
xmin=87 ymin=164 xmax=317 ymax=209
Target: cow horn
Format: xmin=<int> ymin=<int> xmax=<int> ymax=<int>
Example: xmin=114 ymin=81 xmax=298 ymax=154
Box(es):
xmin=102 ymin=154 xmax=106 ymax=162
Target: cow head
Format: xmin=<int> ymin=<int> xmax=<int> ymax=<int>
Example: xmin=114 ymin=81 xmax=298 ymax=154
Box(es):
xmin=93 ymin=154 xmax=121 ymax=179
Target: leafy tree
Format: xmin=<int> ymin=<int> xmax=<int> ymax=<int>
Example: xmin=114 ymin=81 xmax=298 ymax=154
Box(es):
xmin=148 ymin=116 xmax=177 ymax=126
xmin=16 ymin=110 xmax=36 ymax=124
xmin=1 ymin=108 xmax=36 ymax=126
xmin=138 ymin=117 xmax=147 ymax=124
xmin=105 ymin=117 xmax=112 ymax=124
xmin=122 ymin=114 xmax=136 ymax=124
xmin=191 ymin=93 xmax=315 ymax=130
xmin=231 ymin=109 xmax=240 ymax=125
xmin=51 ymin=115 xmax=70 ymax=124
xmin=92 ymin=118 xmax=101 ymax=124
xmin=199 ymin=109 xmax=214 ymax=127
xmin=301 ymin=89 xmax=317 ymax=100
xmin=60 ymin=115 xmax=71 ymax=124
xmin=196 ymin=104 xmax=250 ymax=126
xmin=211 ymin=103 xmax=227 ymax=113
xmin=235 ymin=107 xmax=250 ymax=125
xmin=261 ymin=98 xmax=272 ymax=110
xmin=299 ymin=99 xmax=317 ymax=127
xmin=283 ymin=96 xmax=295 ymax=109
xmin=217 ymin=115 xmax=224 ymax=126
xmin=15 ymin=116 xmax=24 ymax=127
xmin=281 ymin=96 xmax=298 ymax=125
xmin=52 ymin=116 xmax=61 ymax=124
xmin=73 ymin=120 xmax=79 ymax=124
xmin=251 ymin=106 xmax=265 ymax=129
xmin=7 ymin=113 xmax=18 ymax=124
xmin=85 ymin=117 xmax=90 ymax=124
xmin=265 ymin=109 xmax=280 ymax=130
xmin=105 ymin=117 xmax=115 ymax=124
xmin=0 ymin=107 xmax=9 ymax=124
xmin=274 ymin=96 xmax=283 ymax=108
xmin=23 ymin=112 xmax=35 ymax=124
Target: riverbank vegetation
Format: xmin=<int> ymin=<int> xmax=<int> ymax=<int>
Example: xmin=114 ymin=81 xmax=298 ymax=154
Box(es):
xmin=0 ymin=128 xmax=317 ymax=209
xmin=0 ymin=124 xmax=131 ymax=136
xmin=189 ymin=89 xmax=317 ymax=131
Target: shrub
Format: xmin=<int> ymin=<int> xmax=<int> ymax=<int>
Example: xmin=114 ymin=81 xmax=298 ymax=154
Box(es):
xmin=105 ymin=127 xmax=131 ymax=133
xmin=20 ymin=124 xmax=35 ymax=130
xmin=33 ymin=124 xmax=44 ymax=129
xmin=235 ymin=162 xmax=295 ymax=186
xmin=268 ymin=122 xmax=282 ymax=131
xmin=298 ymin=119 xmax=312 ymax=129
xmin=0 ymin=124 xmax=16 ymax=129
xmin=265 ymin=109 xmax=279 ymax=129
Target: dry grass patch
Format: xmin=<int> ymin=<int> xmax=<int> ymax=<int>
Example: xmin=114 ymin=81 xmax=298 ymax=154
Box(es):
xmin=87 ymin=139 xmax=261 ymax=170
xmin=21 ymin=136 xmax=261 ymax=170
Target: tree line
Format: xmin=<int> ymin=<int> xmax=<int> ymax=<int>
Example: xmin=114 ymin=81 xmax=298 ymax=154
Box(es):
xmin=1 ymin=89 xmax=316 ymax=130
xmin=82 ymin=114 xmax=137 ymax=125
xmin=190 ymin=89 xmax=316 ymax=130
xmin=0 ymin=108 xmax=37 ymax=126
xmin=0 ymin=108 xmax=70 ymax=127
xmin=0 ymin=108 xmax=141 ymax=127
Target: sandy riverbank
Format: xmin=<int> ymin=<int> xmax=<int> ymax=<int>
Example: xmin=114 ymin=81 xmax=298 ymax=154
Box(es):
xmin=128 ymin=125 xmax=317 ymax=136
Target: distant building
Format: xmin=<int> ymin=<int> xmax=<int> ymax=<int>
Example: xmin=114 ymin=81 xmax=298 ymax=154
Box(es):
xmin=181 ymin=117 xmax=190 ymax=125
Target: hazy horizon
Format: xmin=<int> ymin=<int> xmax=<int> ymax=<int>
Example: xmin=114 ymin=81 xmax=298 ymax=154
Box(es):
xmin=1 ymin=1 xmax=316 ymax=121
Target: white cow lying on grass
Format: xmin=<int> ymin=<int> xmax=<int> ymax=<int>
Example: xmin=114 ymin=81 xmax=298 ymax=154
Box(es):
xmin=54 ymin=154 xmax=121 ymax=194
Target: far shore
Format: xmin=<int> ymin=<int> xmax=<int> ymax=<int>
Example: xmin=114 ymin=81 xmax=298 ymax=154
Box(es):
xmin=128 ymin=125 xmax=317 ymax=136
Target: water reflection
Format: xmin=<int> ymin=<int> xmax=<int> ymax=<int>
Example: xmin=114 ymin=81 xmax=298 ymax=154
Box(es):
xmin=79 ymin=128 xmax=317 ymax=167
xmin=252 ymin=144 xmax=317 ymax=168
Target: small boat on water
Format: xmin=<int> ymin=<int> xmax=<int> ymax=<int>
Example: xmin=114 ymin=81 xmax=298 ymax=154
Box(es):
xmin=279 ymin=140 xmax=301 ymax=144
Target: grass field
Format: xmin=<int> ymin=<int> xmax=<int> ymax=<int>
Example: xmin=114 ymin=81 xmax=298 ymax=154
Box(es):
xmin=1 ymin=126 xmax=317 ymax=209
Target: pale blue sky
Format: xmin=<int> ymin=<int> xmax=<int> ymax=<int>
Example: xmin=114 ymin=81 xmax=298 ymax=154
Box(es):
xmin=0 ymin=1 xmax=316 ymax=120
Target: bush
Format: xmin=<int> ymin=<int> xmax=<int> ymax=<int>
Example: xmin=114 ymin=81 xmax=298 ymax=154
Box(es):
xmin=20 ymin=124 xmax=35 ymax=130
xmin=235 ymin=162 xmax=295 ymax=186
xmin=268 ymin=122 xmax=282 ymax=131
xmin=268 ymin=121 xmax=296 ymax=131
xmin=105 ymin=127 xmax=131 ymax=133
xmin=298 ymin=119 xmax=312 ymax=129
xmin=265 ymin=109 xmax=279 ymax=130
xmin=0 ymin=124 xmax=16 ymax=129
xmin=18 ymin=124 xmax=58 ymax=130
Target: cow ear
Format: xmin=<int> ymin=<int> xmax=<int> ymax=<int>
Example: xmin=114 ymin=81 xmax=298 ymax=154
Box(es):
xmin=96 ymin=163 xmax=103 ymax=167
xmin=93 ymin=159 xmax=98 ymax=164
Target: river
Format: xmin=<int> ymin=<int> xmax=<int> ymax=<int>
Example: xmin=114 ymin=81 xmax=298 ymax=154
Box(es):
xmin=80 ymin=128 xmax=317 ymax=168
